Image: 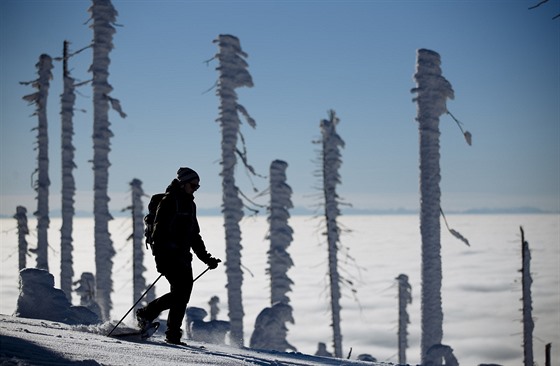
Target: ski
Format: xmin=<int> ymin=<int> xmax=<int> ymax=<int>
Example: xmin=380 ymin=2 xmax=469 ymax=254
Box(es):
xmin=111 ymin=321 xmax=160 ymax=339
xmin=140 ymin=321 xmax=160 ymax=339
xmin=161 ymin=341 xmax=206 ymax=350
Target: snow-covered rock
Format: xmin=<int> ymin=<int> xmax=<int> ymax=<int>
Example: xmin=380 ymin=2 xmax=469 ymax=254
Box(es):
xmin=250 ymin=302 xmax=296 ymax=352
xmin=15 ymin=268 xmax=99 ymax=325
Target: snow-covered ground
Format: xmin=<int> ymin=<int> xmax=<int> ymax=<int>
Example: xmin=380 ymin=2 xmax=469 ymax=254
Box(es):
xmin=1 ymin=214 xmax=559 ymax=365
xmin=0 ymin=314 xmax=382 ymax=365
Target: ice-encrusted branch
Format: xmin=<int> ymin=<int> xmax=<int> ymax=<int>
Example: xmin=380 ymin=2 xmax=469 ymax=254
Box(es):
xmin=21 ymin=53 xmax=53 ymax=271
xmin=446 ymin=110 xmax=472 ymax=146
xmin=440 ymin=208 xmax=470 ymax=246
xmin=528 ymin=0 xmax=560 ymax=19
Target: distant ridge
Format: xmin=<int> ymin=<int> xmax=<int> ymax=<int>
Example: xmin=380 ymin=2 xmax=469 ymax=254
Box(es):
xmin=1 ymin=206 xmax=557 ymax=219
xmin=460 ymin=206 xmax=554 ymax=215
xmin=340 ymin=206 xmax=558 ymax=216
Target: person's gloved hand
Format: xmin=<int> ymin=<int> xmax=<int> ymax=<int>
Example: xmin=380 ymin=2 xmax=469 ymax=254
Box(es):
xmin=207 ymin=257 xmax=221 ymax=269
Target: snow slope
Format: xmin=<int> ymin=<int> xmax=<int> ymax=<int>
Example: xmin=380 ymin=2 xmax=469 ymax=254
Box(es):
xmin=0 ymin=315 xmax=390 ymax=366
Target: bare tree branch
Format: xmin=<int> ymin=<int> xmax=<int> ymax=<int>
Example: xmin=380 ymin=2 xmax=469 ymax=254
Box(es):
xmin=528 ymin=0 xmax=559 ymax=19
xmin=528 ymin=0 xmax=550 ymax=10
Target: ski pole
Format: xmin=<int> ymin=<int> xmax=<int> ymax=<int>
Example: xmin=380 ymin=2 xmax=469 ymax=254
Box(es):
xmin=107 ymin=273 xmax=163 ymax=337
xmin=193 ymin=266 xmax=211 ymax=283
xmin=106 ymin=266 xmax=212 ymax=337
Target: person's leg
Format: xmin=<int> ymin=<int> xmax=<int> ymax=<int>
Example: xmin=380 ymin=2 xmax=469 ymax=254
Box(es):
xmin=165 ymin=266 xmax=193 ymax=343
xmin=140 ymin=291 xmax=173 ymax=322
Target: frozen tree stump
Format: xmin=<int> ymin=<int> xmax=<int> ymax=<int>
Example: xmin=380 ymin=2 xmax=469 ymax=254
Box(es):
xmin=396 ymin=274 xmax=412 ymax=365
xmin=14 ymin=206 xmax=30 ymax=271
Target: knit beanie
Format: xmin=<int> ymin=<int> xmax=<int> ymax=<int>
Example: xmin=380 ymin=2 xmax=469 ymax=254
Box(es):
xmin=177 ymin=167 xmax=199 ymax=183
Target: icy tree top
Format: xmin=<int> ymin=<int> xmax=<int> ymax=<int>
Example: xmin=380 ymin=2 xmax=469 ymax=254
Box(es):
xmin=88 ymin=0 xmax=126 ymax=118
xmin=88 ymin=0 xmax=118 ymax=46
xmin=320 ymin=110 xmax=345 ymax=187
xmin=214 ymin=34 xmax=254 ymax=91
xmin=21 ymin=54 xmax=54 ymax=111
xmin=411 ymin=49 xmax=454 ymax=119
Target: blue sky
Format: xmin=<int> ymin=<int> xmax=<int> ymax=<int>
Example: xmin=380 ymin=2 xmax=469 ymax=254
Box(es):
xmin=1 ymin=0 xmax=559 ymax=216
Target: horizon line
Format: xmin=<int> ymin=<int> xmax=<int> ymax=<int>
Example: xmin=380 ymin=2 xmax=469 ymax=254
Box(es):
xmin=1 ymin=205 xmax=558 ymax=219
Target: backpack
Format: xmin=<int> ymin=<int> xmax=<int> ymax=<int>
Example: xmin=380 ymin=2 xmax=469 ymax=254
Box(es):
xmin=144 ymin=193 xmax=166 ymax=249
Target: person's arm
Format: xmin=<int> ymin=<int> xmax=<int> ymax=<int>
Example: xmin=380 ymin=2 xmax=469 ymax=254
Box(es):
xmin=190 ymin=202 xmax=220 ymax=268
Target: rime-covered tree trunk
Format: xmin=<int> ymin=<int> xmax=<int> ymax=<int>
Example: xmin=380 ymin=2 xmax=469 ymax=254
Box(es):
xmin=21 ymin=54 xmax=53 ymax=271
xmin=412 ymin=49 xmax=454 ymax=364
xmin=129 ymin=179 xmax=153 ymax=309
xmin=89 ymin=0 xmax=126 ymax=320
xmin=267 ymin=160 xmax=294 ymax=306
xmin=320 ymin=110 xmax=345 ymax=358
xmin=396 ymin=274 xmax=412 ymax=365
xmin=214 ymin=34 xmax=255 ymax=347
xmin=520 ymin=227 xmax=534 ymax=366
xmin=60 ymin=40 xmax=77 ymax=301
xmin=264 ymin=160 xmax=294 ymax=351
xmin=14 ymin=206 xmax=30 ymax=271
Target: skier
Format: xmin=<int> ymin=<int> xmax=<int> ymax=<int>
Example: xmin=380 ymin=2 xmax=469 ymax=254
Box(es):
xmin=136 ymin=167 xmax=221 ymax=345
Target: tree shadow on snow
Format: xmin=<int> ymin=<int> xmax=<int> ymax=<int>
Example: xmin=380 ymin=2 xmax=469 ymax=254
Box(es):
xmin=0 ymin=335 xmax=101 ymax=365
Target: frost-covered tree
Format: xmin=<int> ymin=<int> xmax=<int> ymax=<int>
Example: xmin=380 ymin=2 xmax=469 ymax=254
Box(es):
xmin=411 ymin=48 xmax=454 ymax=363
xmin=267 ymin=160 xmax=294 ymax=305
xmin=60 ymin=40 xmax=77 ymax=300
xmin=21 ymin=54 xmax=54 ymax=271
xmin=88 ymin=0 xmax=126 ymax=320
xmin=318 ymin=110 xmax=345 ymax=358
xmin=396 ymin=274 xmax=412 ymax=365
xmin=249 ymin=160 xmax=295 ymax=352
xmin=128 ymin=179 xmax=154 ymax=310
xmin=14 ymin=206 xmax=30 ymax=271
xmin=520 ymin=227 xmax=534 ymax=366
xmin=213 ymin=34 xmax=256 ymax=346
